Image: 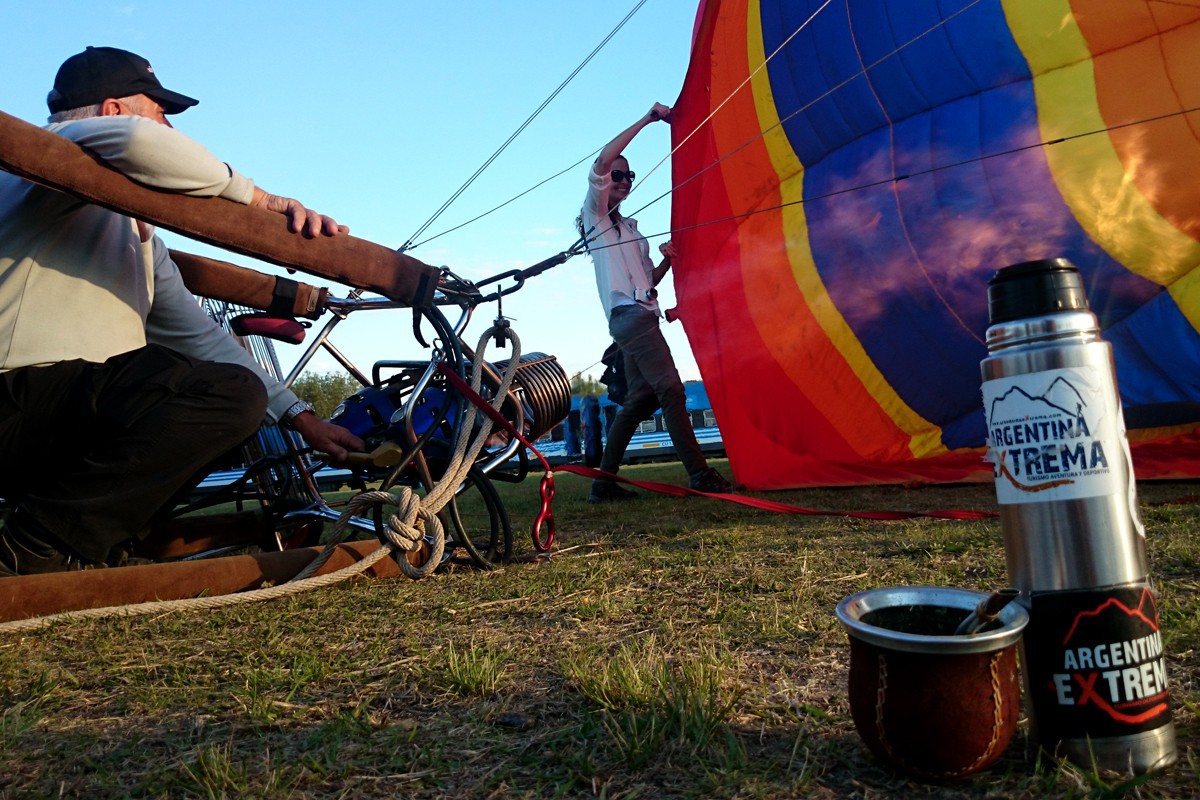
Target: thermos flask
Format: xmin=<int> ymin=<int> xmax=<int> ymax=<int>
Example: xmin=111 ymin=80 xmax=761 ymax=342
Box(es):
xmin=979 ymin=258 xmax=1176 ymax=774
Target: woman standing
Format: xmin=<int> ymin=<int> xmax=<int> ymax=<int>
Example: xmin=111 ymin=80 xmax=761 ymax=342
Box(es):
xmin=579 ymin=103 xmax=732 ymax=502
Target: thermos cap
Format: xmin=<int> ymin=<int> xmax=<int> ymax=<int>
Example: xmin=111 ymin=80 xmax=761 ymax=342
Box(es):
xmin=988 ymin=258 xmax=1089 ymax=325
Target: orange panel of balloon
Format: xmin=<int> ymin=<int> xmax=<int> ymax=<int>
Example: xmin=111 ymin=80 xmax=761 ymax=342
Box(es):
xmin=670 ymin=0 xmax=1200 ymax=489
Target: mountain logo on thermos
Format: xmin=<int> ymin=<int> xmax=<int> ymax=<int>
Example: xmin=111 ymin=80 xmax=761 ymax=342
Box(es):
xmin=985 ymin=375 xmax=1112 ymax=493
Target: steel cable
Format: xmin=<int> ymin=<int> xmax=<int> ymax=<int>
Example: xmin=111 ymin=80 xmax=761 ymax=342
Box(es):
xmin=401 ymin=1 xmax=649 ymax=251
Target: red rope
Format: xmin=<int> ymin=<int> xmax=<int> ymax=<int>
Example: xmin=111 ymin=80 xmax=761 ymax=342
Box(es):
xmin=436 ymin=362 xmax=997 ymax=531
xmin=552 ymin=463 xmax=996 ymax=520
xmin=437 ymin=362 xmax=557 ymax=549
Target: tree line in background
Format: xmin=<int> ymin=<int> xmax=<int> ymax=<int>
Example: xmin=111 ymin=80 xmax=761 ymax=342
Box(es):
xmin=571 ymin=373 xmax=603 ymax=397
xmin=292 ymin=371 xmax=607 ymax=421
xmin=291 ymin=371 xmax=362 ymax=419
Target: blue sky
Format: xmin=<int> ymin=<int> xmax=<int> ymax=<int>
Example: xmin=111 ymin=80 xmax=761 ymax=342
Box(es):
xmin=5 ymin=1 xmax=706 ymax=383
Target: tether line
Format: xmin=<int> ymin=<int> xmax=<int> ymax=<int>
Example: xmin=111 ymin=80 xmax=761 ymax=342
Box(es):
xmin=409 ymin=0 xmax=988 ymax=257
xmin=625 ymin=0 xmax=836 ymax=206
xmin=410 ymin=148 xmax=600 ymax=250
xmin=617 ymin=0 xmax=987 ymax=226
xmin=558 ymin=101 xmax=1200 ymax=385
xmin=400 ymin=0 xmax=648 ymax=252
xmin=415 ymin=0 xmax=840 ymax=256
xmin=578 ymin=0 xmax=841 ymax=249
xmin=616 ymin=104 xmax=1200 ymax=244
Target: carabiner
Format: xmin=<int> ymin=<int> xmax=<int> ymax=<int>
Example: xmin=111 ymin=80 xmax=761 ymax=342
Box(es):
xmin=531 ymin=472 xmax=556 ymax=552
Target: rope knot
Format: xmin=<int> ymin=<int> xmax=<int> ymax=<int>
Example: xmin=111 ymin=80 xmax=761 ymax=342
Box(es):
xmin=381 ymin=491 xmax=441 ymax=553
xmin=338 ymin=489 xmax=445 ymax=578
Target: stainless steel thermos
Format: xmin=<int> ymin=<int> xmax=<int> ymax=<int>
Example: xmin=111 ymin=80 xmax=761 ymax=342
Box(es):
xmin=980 ymin=258 xmax=1176 ymax=774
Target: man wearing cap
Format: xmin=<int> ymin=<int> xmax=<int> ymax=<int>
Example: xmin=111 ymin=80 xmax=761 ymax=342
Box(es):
xmin=0 ymin=46 xmax=365 ymax=576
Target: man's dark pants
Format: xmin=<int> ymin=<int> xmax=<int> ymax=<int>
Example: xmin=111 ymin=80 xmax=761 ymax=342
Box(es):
xmin=0 ymin=344 xmax=266 ymax=563
xmin=598 ymin=304 xmax=708 ymax=480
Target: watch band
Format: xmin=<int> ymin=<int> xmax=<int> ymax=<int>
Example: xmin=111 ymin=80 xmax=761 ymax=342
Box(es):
xmin=282 ymin=399 xmax=314 ymax=426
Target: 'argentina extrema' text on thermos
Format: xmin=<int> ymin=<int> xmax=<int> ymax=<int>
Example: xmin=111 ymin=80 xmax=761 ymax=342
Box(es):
xmin=979 ymin=258 xmax=1175 ymax=774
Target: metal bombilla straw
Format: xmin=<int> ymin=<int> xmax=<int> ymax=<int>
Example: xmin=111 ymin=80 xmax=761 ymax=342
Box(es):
xmin=954 ymin=588 xmax=1020 ymax=635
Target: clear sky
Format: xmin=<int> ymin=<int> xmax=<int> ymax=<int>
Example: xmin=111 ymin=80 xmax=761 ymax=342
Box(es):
xmin=4 ymin=1 xmax=707 ymax=385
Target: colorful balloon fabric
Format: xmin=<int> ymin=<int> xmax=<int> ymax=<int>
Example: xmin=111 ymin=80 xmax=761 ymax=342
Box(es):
xmin=669 ymin=0 xmax=1200 ymax=489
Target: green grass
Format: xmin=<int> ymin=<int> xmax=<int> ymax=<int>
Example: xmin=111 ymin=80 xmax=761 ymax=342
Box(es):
xmin=1 ymin=460 xmax=1199 ymax=798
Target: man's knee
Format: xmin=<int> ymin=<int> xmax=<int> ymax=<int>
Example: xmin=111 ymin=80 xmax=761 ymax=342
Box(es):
xmin=121 ymin=353 xmax=266 ymax=445
xmin=189 ymin=362 xmax=267 ymax=440
xmin=94 ymin=346 xmax=261 ymax=427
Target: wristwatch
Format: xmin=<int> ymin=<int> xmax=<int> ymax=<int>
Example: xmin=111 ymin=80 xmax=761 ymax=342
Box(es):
xmin=281 ymin=400 xmax=315 ymax=427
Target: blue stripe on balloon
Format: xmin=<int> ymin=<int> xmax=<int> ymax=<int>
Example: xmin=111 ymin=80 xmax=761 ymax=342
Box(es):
xmin=1109 ymin=292 xmax=1200 ymax=411
xmin=758 ymin=0 xmax=1169 ymax=448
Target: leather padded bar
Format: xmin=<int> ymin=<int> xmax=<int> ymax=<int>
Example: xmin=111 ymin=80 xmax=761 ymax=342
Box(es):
xmin=170 ymin=249 xmax=328 ymax=319
xmin=0 ymin=540 xmax=404 ymax=623
xmin=0 ymin=109 xmax=439 ymax=307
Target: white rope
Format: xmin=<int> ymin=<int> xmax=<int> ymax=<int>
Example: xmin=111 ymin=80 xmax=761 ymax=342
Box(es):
xmin=340 ymin=489 xmax=446 ymax=580
xmin=291 ymin=322 xmax=522 ymax=580
xmin=428 ymin=326 xmax=522 ymax=513
xmin=0 ymin=543 xmax=396 ymax=634
xmin=0 ymin=323 xmax=524 ymax=633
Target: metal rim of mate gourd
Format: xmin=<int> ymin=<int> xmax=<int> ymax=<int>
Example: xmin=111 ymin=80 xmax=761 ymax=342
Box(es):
xmin=836 ymin=586 xmax=1029 ymax=655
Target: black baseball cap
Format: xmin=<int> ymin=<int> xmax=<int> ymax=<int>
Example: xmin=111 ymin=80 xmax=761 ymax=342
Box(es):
xmin=47 ymin=46 xmax=198 ymax=114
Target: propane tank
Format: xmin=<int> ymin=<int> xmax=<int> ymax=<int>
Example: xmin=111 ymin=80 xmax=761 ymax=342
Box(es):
xmin=980 ymin=258 xmax=1176 ymax=774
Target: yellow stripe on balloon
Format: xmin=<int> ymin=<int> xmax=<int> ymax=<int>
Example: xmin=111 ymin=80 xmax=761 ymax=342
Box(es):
xmin=739 ymin=0 xmax=945 ymax=455
xmin=1003 ymin=0 xmax=1200 ymax=332
xmin=743 ymin=0 xmax=949 ymax=459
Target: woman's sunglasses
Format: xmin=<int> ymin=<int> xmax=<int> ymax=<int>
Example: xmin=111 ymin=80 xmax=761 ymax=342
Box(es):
xmin=611 ymin=169 xmax=636 ymax=183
